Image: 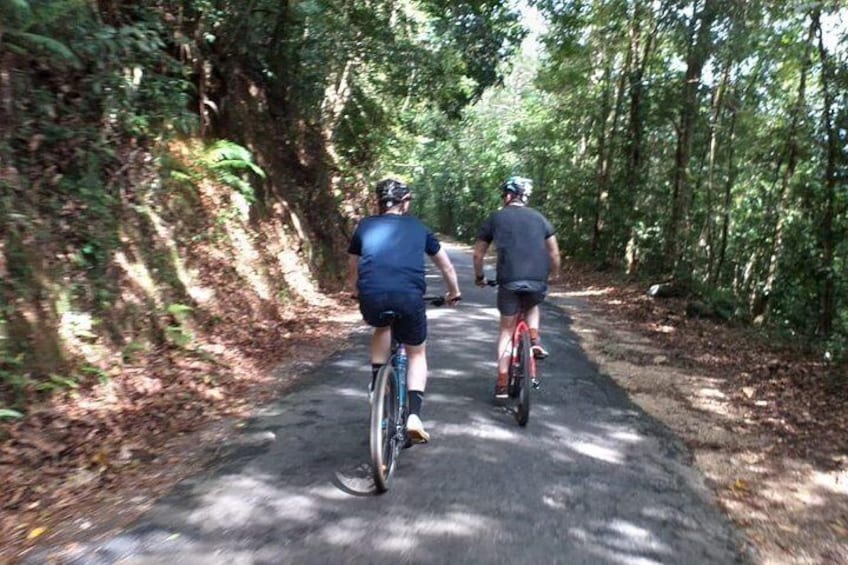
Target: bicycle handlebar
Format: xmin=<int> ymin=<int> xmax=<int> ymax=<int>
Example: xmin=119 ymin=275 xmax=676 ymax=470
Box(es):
xmin=352 ymin=294 xmax=460 ymax=307
xmin=422 ymin=295 xmax=462 ymax=307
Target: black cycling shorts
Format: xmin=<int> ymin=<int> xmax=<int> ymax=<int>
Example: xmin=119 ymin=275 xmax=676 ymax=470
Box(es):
xmin=359 ymin=292 xmax=427 ymax=346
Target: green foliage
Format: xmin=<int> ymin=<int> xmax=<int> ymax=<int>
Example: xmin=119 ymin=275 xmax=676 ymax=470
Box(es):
xmin=3 ymin=0 xmax=844 ymax=410
xmin=0 ymin=353 xmax=28 ymax=408
xmin=80 ymin=365 xmax=110 ymax=384
xmin=2 ymin=30 xmax=83 ymax=68
xmin=166 ymin=303 xmax=194 ymax=349
xmin=0 ymin=408 xmax=24 ymax=421
xmin=201 ymin=141 xmax=266 ymax=202
xmin=122 ymin=341 xmax=147 ymax=364
xmin=36 ymin=373 xmax=80 ymax=392
xmin=0 ymin=0 xmax=83 ymax=68
xmin=404 ymin=1 xmax=848 ymax=351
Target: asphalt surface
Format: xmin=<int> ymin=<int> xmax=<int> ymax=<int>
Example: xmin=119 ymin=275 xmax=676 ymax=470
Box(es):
xmin=33 ymin=244 xmax=749 ymax=564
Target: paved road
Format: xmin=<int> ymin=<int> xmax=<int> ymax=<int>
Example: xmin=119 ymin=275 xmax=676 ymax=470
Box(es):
xmin=36 ymin=244 xmax=748 ymax=564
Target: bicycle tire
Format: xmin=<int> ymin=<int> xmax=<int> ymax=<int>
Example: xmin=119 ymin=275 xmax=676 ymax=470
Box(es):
xmin=516 ymin=330 xmax=532 ymax=426
xmin=370 ymin=363 xmax=400 ymax=493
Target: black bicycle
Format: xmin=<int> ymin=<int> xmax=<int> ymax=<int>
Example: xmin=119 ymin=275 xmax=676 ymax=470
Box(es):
xmin=370 ymin=295 xmax=452 ymax=493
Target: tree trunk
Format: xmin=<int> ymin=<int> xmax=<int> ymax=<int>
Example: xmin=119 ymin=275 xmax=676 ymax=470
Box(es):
xmin=812 ymin=8 xmax=840 ymax=336
xmin=664 ymin=0 xmax=719 ymax=275
xmin=0 ymin=51 xmax=12 ymax=151
xmin=712 ymin=100 xmax=736 ymax=287
xmin=701 ymin=62 xmax=729 ymax=282
xmin=591 ymin=62 xmax=614 ymax=255
xmin=756 ymin=19 xmax=816 ymax=322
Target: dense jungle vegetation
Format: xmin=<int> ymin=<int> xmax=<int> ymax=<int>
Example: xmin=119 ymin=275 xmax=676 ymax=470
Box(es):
xmin=1 ymin=0 xmax=846 ymax=419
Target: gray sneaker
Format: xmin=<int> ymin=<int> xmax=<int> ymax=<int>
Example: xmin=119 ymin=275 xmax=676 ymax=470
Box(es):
xmin=406 ymin=414 xmax=430 ymax=444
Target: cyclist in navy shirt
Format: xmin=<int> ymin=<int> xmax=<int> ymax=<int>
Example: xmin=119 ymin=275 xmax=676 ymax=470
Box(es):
xmin=347 ymin=178 xmax=461 ymax=443
xmin=473 ymin=176 xmax=560 ymax=400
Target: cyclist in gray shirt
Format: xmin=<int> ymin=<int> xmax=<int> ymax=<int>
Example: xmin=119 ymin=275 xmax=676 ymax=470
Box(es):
xmin=473 ymin=176 xmax=561 ymax=400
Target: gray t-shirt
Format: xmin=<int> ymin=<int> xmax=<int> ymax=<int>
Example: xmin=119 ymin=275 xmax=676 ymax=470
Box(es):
xmin=477 ymin=205 xmax=555 ymax=285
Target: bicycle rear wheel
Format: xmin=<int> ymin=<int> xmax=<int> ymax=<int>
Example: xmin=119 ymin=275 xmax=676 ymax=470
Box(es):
xmin=516 ymin=331 xmax=532 ymax=426
xmin=370 ymin=363 xmax=400 ymax=493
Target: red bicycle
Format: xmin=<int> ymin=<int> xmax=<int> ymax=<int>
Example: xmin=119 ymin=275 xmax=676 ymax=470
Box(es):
xmin=486 ymin=280 xmax=537 ymax=426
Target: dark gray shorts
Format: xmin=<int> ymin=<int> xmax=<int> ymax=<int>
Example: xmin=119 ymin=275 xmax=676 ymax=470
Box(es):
xmin=497 ymin=281 xmax=547 ymax=316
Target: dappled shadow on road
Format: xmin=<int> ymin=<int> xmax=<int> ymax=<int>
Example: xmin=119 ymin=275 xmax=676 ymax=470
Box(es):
xmin=32 ymin=248 xmax=746 ymax=564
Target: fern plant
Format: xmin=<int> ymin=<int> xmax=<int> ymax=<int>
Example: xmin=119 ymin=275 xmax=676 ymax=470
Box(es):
xmin=201 ymin=140 xmax=266 ymax=202
xmin=0 ymin=0 xmax=83 ymax=69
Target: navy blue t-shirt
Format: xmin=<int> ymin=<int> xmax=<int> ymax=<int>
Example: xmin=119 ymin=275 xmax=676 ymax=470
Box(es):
xmin=348 ymin=214 xmax=441 ymax=296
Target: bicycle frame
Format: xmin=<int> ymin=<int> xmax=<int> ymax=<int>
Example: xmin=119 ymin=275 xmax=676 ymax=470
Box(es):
xmin=510 ymin=313 xmax=536 ymax=381
xmin=370 ymin=295 xmax=447 ymax=492
xmin=390 ymin=340 xmax=409 ymax=442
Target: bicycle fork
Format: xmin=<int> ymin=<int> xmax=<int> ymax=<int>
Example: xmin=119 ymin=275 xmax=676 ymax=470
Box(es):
xmin=512 ymin=331 xmax=541 ymax=390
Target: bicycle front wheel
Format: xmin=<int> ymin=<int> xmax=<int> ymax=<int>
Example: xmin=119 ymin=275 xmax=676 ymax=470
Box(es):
xmin=370 ymin=363 xmax=400 ymax=493
xmin=516 ymin=331 xmax=532 ymax=426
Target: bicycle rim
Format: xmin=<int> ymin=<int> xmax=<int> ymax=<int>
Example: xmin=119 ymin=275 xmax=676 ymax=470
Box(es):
xmin=516 ymin=331 xmax=532 ymax=426
xmin=370 ymin=364 xmax=399 ymax=492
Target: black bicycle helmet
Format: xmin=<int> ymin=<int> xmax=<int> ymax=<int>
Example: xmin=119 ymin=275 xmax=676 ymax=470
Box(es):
xmin=501 ymin=176 xmax=533 ymax=202
xmin=375 ymin=178 xmax=411 ymax=209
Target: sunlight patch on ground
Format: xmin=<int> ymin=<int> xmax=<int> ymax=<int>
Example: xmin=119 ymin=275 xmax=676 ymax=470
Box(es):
xmin=319 ymin=510 xmax=493 ymax=553
xmin=761 ymin=463 xmax=848 ymax=511
xmin=190 ymin=477 xmax=318 ymax=529
xmin=554 ymin=288 xmax=615 ymax=297
xmin=438 ymin=420 xmax=522 ymax=442
xmin=569 ymin=524 xmax=666 ymax=565
xmin=225 ymin=220 xmax=272 ymax=301
xmin=608 ymin=430 xmax=644 ymax=443
xmin=691 ymin=386 xmax=732 ymax=417
xmin=607 ymin=519 xmax=667 ymax=548
xmin=429 ymin=368 xmax=465 ymax=377
xmin=811 ymin=468 xmax=848 ymax=495
xmin=541 ymin=484 xmax=576 ymax=510
xmin=540 ymin=422 xmax=626 ymax=464
xmin=426 ymin=308 xmax=454 ymax=320
xmin=311 ymin=484 xmax=353 ymax=501
xmin=265 ymin=202 xmax=329 ymax=307
xmin=425 ymin=392 xmax=476 ymax=406
xmin=114 ymin=249 xmax=161 ymax=305
xmin=322 ymin=518 xmax=371 ymax=546
xmin=56 ymin=301 xmax=111 ymax=368
xmin=568 ymin=440 xmax=624 ymax=464
xmin=542 ymin=494 xmax=567 ymax=509
xmin=649 ymin=323 xmax=676 ymax=334
xmin=325 ymin=311 xmax=362 ymax=323
xmin=336 ymin=386 xmax=368 ymax=400
xmin=374 ymin=533 xmax=416 ymax=552
xmin=140 ymin=204 xmax=214 ymax=305
xmin=417 ymin=511 xmax=493 ymax=536
xmin=468 ymin=307 xmax=500 ymax=319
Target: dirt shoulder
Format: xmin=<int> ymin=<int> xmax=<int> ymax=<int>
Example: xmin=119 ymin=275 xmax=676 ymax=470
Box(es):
xmin=552 ymin=268 xmax=848 ymax=564
xmin=0 ymin=296 xmax=363 ymax=563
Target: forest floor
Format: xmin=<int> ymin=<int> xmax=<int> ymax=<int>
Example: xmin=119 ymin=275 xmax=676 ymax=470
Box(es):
xmin=2 ymin=265 xmax=847 ymax=564
xmin=556 ymin=265 xmax=848 ymax=564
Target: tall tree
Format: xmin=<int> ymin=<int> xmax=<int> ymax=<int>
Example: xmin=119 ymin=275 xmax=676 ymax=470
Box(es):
xmin=664 ymin=0 xmax=722 ymax=275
